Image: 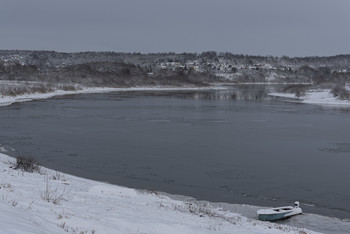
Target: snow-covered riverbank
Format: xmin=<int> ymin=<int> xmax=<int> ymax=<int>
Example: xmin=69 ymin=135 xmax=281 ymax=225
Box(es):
xmin=0 ymin=86 xmax=226 ymax=107
xmin=269 ymin=89 xmax=350 ymax=106
xmin=0 ymin=153 xmax=318 ymax=234
xmin=2 ymin=82 xmax=350 ymax=108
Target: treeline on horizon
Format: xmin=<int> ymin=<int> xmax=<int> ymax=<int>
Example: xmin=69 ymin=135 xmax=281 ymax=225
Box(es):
xmin=1 ymin=50 xmax=350 ymax=96
xmin=1 ymin=49 xmax=350 ymax=66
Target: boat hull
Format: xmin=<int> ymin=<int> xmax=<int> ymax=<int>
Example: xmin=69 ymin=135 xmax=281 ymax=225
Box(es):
xmin=257 ymin=206 xmax=302 ymax=221
xmin=258 ymin=211 xmax=292 ymax=221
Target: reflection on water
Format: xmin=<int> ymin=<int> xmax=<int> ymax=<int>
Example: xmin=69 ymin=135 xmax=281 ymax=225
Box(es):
xmin=190 ymin=86 xmax=270 ymax=101
xmin=132 ymin=84 xmax=280 ymax=101
xmin=320 ymin=142 xmax=350 ymax=153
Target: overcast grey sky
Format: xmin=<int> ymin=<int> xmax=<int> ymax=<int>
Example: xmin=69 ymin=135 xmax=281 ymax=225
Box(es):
xmin=1 ymin=0 xmax=350 ymax=56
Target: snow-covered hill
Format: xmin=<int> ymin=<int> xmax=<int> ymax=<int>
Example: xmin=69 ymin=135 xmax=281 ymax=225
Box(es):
xmin=0 ymin=153 xmax=317 ymax=234
xmin=1 ymin=50 xmax=350 ymax=86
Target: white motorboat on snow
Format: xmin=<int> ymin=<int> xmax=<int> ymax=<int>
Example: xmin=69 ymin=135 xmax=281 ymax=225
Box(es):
xmin=257 ymin=201 xmax=302 ymax=221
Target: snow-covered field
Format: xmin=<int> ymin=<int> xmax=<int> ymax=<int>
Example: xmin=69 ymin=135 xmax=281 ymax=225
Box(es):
xmin=269 ymin=89 xmax=350 ymax=106
xmin=0 ymin=153 xmax=317 ymax=234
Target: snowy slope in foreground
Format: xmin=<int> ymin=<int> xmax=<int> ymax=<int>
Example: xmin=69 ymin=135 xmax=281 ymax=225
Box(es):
xmin=0 ymin=154 xmax=316 ymax=234
xmin=269 ymin=89 xmax=350 ymax=106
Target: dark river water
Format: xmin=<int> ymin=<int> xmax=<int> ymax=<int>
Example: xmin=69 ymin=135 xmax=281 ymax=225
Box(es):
xmin=1 ymin=85 xmax=350 ymax=219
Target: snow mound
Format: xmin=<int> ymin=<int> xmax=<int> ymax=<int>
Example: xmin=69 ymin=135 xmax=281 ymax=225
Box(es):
xmin=269 ymin=89 xmax=350 ymax=106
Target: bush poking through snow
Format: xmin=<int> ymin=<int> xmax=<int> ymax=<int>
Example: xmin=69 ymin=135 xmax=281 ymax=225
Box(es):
xmin=40 ymin=175 xmax=67 ymax=205
xmin=14 ymin=156 xmax=40 ymax=173
xmin=283 ymin=84 xmax=311 ymax=97
xmin=331 ymin=84 xmax=350 ymax=100
xmin=0 ymin=182 xmax=12 ymax=190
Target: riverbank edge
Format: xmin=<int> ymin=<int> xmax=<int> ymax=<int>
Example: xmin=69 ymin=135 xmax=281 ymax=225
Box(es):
xmin=0 ymin=153 xmax=317 ymax=234
xmin=269 ymin=89 xmax=350 ymax=107
xmin=0 ymin=85 xmax=228 ymax=107
xmin=2 ymin=83 xmax=350 ymax=107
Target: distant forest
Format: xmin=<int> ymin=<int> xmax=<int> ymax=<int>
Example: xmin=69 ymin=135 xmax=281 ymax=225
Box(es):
xmin=1 ymin=50 xmax=350 ymax=96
